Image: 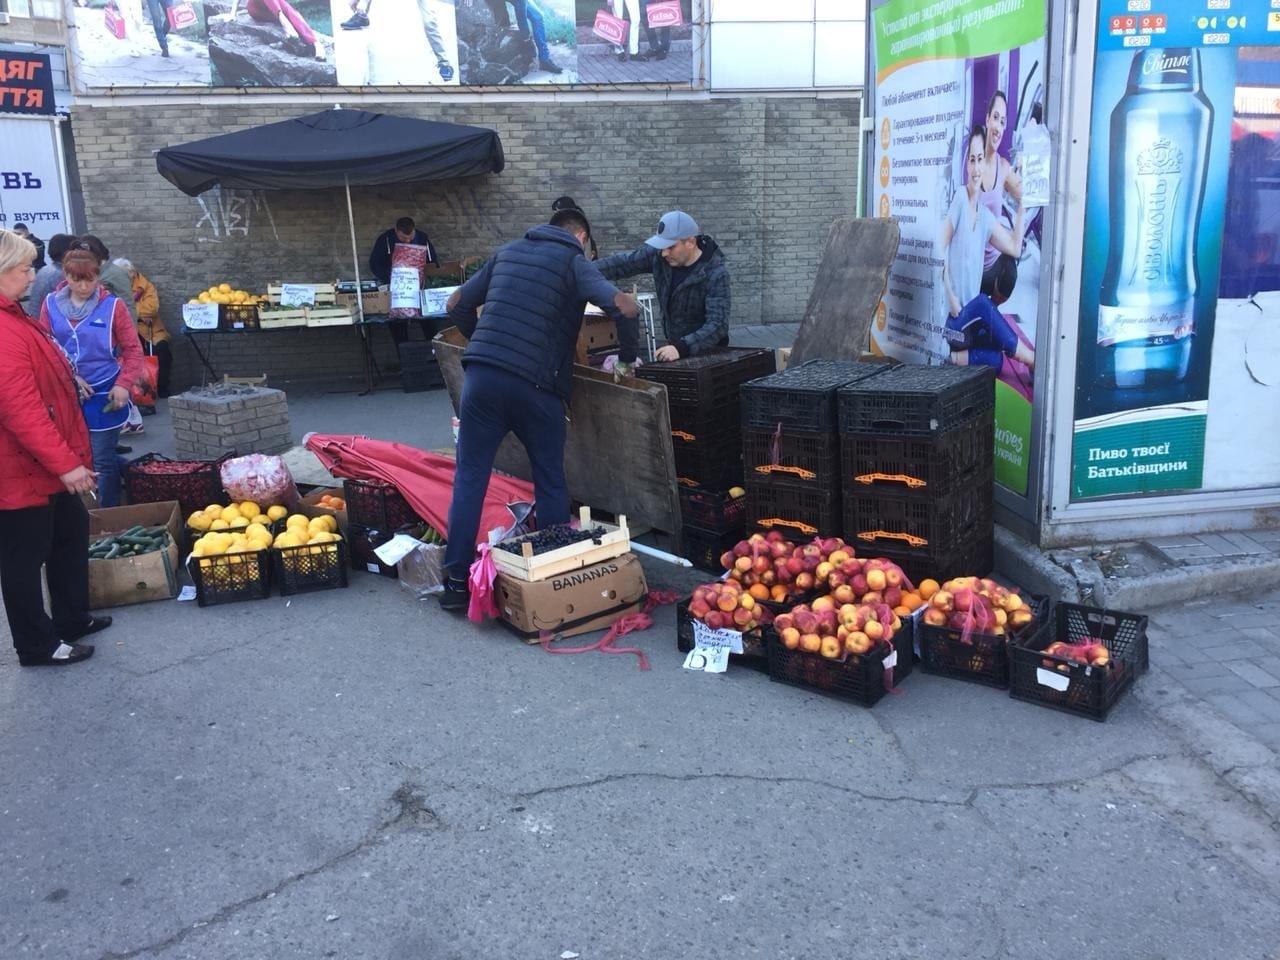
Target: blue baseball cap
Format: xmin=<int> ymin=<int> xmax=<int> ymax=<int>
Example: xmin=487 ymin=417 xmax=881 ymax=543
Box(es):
xmin=645 ymin=210 xmax=699 ymax=250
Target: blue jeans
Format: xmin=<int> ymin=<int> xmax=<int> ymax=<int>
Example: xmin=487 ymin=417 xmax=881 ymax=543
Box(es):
xmin=444 ymin=363 xmax=569 ymax=582
xmin=947 ymin=295 xmax=1019 ymax=371
xmin=89 ymin=426 xmax=124 ymax=507
xmin=512 ymin=0 xmax=551 ymax=61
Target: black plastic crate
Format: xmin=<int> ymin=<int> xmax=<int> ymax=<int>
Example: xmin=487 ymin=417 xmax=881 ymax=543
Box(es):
xmin=343 ymin=478 xmax=422 ymax=533
xmin=860 ymin=534 xmax=995 ymax=586
xmin=917 ymin=595 xmax=1049 ymax=688
xmin=398 ymin=342 xmax=445 ymax=393
xmin=1009 ymin=603 xmax=1150 ymax=721
xmin=837 ymin=364 xmax=995 ymax=437
xmin=637 ymin=348 xmax=776 ymax=407
xmin=678 ymin=485 xmax=747 ymax=533
xmin=843 ymin=477 xmax=992 ymax=558
xmin=743 ymin=427 xmax=840 ymax=489
xmin=273 ymin=540 xmax=350 ymax=595
xmin=668 ymin=398 xmax=740 ymax=439
xmin=747 ymin=481 xmax=842 ymax=539
xmin=347 ymin=524 xmax=399 ymax=578
xmin=680 ymin=524 xmax=746 ymax=572
xmin=841 ymin=409 xmax=994 ymax=496
xmin=741 ymin=360 xmax=894 ymax=432
xmin=124 ymin=453 xmax=231 ymax=518
xmin=764 ymin=620 xmax=911 ymax=706
xmin=190 ymin=549 xmax=271 ymax=607
xmin=676 ymin=600 xmax=768 ymax=662
xmin=218 ymin=303 xmax=260 ymax=331
xmin=673 ymin=431 xmax=744 ymax=490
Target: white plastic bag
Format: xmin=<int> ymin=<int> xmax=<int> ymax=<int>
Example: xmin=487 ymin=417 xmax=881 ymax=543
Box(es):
xmin=220 ymin=454 xmax=300 ymax=506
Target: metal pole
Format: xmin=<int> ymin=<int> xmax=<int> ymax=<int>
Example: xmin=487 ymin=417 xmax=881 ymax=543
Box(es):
xmin=344 ymin=174 xmax=364 ymax=319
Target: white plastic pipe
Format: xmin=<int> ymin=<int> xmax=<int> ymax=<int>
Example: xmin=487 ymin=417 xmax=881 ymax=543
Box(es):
xmin=629 ymin=540 xmax=693 ymax=567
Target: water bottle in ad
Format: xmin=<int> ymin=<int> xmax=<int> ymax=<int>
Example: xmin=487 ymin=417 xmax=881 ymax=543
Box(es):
xmin=1097 ymin=47 xmax=1212 ymax=389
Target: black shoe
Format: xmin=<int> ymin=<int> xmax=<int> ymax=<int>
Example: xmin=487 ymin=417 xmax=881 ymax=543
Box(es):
xmin=140 ymin=404 xmax=157 ymax=416
xmin=538 ymin=58 xmax=562 ymax=74
xmin=19 ymin=642 xmax=95 ymax=667
xmin=439 ymin=580 xmax=470 ymax=613
xmin=340 ymin=11 xmax=368 ymax=28
xmin=161 ymin=47 xmax=170 ymax=58
xmin=654 ymin=50 xmax=668 ymax=60
xmin=116 ymin=444 xmax=132 ymax=454
xmin=617 ymin=51 xmax=628 ymax=62
xmin=632 ymin=52 xmax=648 ymax=62
xmin=61 ymin=615 xmax=112 ymax=642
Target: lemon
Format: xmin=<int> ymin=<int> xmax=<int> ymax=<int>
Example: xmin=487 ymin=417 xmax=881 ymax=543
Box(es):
xmin=218 ymin=282 xmax=232 ymax=293
xmin=190 ymin=545 xmax=205 ymax=557
xmin=188 ymin=511 xmax=212 ymax=531
xmin=218 ymin=504 xmax=242 ymax=521
xmin=286 ymin=514 xmax=310 ymax=529
xmin=246 ymin=522 xmax=270 ymax=539
xmin=205 ymin=502 xmax=224 ymax=515
xmin=238 ymin=501 xmax=261 ymax=518
xmin=275 ymin=531 xmax=304 ymax=548
xmin=266 ymin=505 xmax=288 ymax=521
xmin=229 ymin=516 xmax=249 ymax=529
xmin=210 ymin=518 xmax=229 ymax=531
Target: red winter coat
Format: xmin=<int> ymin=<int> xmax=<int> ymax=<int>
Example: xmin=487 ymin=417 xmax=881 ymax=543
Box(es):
xmin=0 ymin=293 xmax=93 ymax=510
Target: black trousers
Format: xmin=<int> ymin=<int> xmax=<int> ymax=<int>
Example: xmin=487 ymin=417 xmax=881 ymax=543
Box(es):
xmin=0 ymin=493 xmax=91 ymax=658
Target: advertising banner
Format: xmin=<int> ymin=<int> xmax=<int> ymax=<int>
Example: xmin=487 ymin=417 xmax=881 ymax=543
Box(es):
xmin=0 ymin=118 xmax=70 ymax=237
xmin=0 ymin=51 xmax=56 ymax=116
xmin=68 ymin=0 xmax=694 ymax=89
xmin=1071 ymin=2 xmax=1280 ymax=500
xmin=870 ymin=0 xmax=1048 ymax=495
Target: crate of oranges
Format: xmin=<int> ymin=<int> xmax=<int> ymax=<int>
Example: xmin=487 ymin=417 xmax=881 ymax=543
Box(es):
xmin=300 ymin=487 xmax=348 ymax=536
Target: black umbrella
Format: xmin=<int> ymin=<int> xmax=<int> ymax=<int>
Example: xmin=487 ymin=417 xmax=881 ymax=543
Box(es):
xmin=156 ymin=107 xmax=505 ymax=309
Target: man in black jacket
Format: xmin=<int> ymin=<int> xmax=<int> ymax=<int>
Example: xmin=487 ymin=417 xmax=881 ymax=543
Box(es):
xmin=438 ymin=209 xmax=640 ymax=611
xmin=369 ymin=216 xmax=439 ymax=343
xmin=596 ymin=210 xmax=730 ymax=361
xmin=12 ymin=224 xmax=45 ymax=270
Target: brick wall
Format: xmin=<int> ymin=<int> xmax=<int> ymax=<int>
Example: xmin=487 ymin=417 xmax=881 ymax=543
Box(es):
xmin=69 ymin=96 xmax=860 ymax=391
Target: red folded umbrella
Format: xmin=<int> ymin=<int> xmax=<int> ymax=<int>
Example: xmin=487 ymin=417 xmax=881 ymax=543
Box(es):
xmin=304 ymin=433 xmax=534 ymax=546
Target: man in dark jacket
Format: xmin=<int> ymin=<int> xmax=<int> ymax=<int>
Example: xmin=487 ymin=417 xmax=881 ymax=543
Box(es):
xmin=595 ymin=210 xmax=730 ymax=361
xmin=13 ymin=224 xmax=45 ymax=270
xmin=368 ymin=216 xmax=438 ymax=285
xmin=438 ymin=209 xmax=640 ymax=611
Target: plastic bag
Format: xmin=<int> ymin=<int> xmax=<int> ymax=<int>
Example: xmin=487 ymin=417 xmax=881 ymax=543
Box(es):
xmin=220 ymin=454 xmax=300 ymax=506
xmin=389 ymin=244 xmax=429 ymax=319
xmin=397 ymin=541 xmax=447 ymax=598
xmin=130 ymin=354 xmax=159 ymax=407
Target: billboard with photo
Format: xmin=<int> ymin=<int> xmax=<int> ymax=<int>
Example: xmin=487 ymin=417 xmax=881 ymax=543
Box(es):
xmin=869 ymin=0 xmax=1049 ymax=496
xmin=67 ymin=0 xmax=694 ymax=88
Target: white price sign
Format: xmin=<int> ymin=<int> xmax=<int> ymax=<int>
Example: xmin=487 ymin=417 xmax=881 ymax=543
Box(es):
xmin=683 ymin=619 xmax=743 ymax=673
xmin=280 ymin=283 xmax=316 ymax=307
xmin=182 ymin=303 xmax=219 ymax=330
xmin=421 ymin=286 xmax=459 ymax=317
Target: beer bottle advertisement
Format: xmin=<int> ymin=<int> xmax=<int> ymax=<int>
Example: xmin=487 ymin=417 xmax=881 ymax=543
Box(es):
xmin=1071 ymin=2 xmax=1280 ymax=500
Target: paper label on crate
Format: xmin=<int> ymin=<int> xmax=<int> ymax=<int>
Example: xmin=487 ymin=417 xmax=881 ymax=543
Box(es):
xmin=374 ymin=533 xmax=423 ymax=566
xmin=182 ymin=303 xmax=219 ymax=330
xmin=421 ymin=286 xmax=458 ymax=317
xmin=683 ymin=645 xmax=730 ymax=673
xmin=366 ymin=562 xmax=380 ymax=574
xmin=883 ymin=649 xmax=898 ymax=671
xmin=177 ymin=585 xmax=197 ymax=602
xmin=280 ymin=283 xmax=316 ymax=307
xmin=1036 ymin=667 xmax=1071 ymax=692
xmin=692 ymin=619 xmax=744 ymax=655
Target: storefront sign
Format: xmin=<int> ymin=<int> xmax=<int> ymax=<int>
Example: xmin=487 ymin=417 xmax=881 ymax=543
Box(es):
xmin=0 ymin=51 xmax=55 ymax=116
xmin=870 ymin=0 xmax=1048 ymax=495
xmin=1068 ymin=1 xmax=1280 ymax=500
xmin=0 ymin=117 xmax=69 ymax=236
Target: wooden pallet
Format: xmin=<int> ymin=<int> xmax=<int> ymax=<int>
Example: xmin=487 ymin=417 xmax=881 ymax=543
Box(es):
xmin=258 ymin=309 xmax=308 ymax=329
xmin=490 ymin=506 xmax=630 ymax=582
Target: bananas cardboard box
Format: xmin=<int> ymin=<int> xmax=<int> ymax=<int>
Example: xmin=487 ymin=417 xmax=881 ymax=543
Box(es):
xmin=87 ymin=501 xmax=183 ymax=608
xmin=496 ymin=551 xmax=647 ymax=641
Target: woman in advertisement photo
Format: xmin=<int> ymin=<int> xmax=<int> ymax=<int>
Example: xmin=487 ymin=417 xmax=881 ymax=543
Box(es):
xmin=977 ymin=89 xmax=1023 ymax=295
xmin=940 ymin=124 xmax=1035 ymax=394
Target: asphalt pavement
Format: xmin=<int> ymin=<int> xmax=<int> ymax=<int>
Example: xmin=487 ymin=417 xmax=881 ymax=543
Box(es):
xmin=2 ymin=371 xmax=1278 ymax=960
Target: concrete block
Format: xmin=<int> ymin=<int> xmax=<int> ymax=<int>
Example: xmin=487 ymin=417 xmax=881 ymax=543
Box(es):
xmin=1222 ymin=660 xmax=1280 ymax=689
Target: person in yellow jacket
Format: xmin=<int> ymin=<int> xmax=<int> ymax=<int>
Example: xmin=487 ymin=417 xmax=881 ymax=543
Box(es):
xmin=115 ymin=258 xmax=171 ymax=404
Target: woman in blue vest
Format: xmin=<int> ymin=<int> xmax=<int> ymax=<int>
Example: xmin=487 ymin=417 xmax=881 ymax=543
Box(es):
xmin=40 ymin=247 xmax=145 ymax=507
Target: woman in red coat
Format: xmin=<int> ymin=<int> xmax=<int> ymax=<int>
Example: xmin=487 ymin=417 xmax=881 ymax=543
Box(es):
xmin=0 ymin=229 xmax=106 ymax=666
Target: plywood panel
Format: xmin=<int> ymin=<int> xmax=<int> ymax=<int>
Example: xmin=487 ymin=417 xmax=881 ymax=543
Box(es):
xmin=434 ymin=329 xmax=683 ymax=547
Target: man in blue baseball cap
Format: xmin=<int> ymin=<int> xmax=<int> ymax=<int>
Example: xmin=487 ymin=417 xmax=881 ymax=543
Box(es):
xmin=596 ymin=210 xmax=730 ymax=362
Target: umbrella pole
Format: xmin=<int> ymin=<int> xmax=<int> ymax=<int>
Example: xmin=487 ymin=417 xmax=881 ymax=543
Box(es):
xmin=346 ymin=175 xmax=376 ymax=396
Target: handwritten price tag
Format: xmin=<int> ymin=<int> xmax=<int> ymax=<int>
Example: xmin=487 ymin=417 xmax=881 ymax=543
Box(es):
xmin=182 ymin=303 xmax=219 ymax=330
xmin=280 ymin=283 xmax=316 ymax=307
xmin=684 ymin=620 xmax=743 ymax=673
xmin=421 ymin=286 xmax=458 ymax=317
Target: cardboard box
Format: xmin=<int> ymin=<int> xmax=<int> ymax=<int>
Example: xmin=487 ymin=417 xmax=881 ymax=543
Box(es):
xmin=88 ymin=501 xmax=183 ymax=608
xmin=496 ymin=551 xmax=648 ymax=641
xmin=336 ymin=289 xmax=391 ymax=315
xmin=299 ymin=486 xmax=349 ymax=536
xmin=776 ymin=347 xmax=792 ymax=370
xmin=575 ymin=313 xmax=618 ymax=364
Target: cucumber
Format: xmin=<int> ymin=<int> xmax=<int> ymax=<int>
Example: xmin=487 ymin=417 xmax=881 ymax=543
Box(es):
xmin=103 ymin=543 xmax=121 ymax=560
xmin=118 ymin=534 xmax=157 ymax=547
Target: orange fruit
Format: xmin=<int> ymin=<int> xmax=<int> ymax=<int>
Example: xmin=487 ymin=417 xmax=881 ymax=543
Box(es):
xmin=918 ymin=578 xmax=940 ymax=600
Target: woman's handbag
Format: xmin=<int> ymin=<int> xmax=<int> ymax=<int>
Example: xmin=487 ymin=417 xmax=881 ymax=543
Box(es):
xmin=592 ymin=7 xmax=628 ymax=46
xmin=104 ymin=2 xmax=127 ymax=39
xmin=166 ymin=1 xmax=199 ymax=30
xmin=646 ymin=0 xmax=683 ymax=27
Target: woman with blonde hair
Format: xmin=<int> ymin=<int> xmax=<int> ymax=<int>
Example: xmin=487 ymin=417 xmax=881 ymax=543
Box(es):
xmin=0 ymin=228 xmax=104 ymax=667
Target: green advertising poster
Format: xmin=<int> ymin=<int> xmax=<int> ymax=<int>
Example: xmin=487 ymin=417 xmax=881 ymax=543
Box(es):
xmin=870 ymin=0 xmax=1048 ymax=496
xmin=1071 ymin=406 xmax=1207 ymax=498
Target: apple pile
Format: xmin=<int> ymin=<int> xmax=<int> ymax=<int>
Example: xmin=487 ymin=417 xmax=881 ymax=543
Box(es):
xmin=1041 ymin=640 xmax=1111 ymax=671
xmin=772 ymin=596 xmax=903 ymax=660
xmin=719 ymin=532 xmax=853 ymax=601
xmin=687 ymin=579 xmax=776 ymax=633
xmin=825 ymin=554 xmax=926 ymax=617
xmin=918 ymin=575 xmax=1035 ymax=637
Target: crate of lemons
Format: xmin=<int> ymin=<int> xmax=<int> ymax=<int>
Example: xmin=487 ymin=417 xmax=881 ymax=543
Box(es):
xmin=187 ymin=501 xmax=343 ymax=590
xmin=188 ymin=283 xmax=268 ymax=307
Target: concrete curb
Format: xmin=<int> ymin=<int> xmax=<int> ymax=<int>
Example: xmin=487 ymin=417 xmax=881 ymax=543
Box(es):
xmin=993 ymin=524 xmax=1080 ymax=604
xmin=1095 ymin=555 xmax=1280 ymax=611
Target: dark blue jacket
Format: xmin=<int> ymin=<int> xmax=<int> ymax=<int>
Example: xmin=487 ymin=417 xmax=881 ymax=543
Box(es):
xmin=368 ymin=227 xmax=437 ymax=285
xmin=447 ymin=224 xmax=637 ymax=401
xmin=595 ymin=235 xmax=730 ymax=357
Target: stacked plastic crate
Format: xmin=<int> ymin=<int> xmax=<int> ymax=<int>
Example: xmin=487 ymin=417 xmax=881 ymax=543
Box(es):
xmin=739 ymin=360 xmax=893 ymax=541
xmin=836 ymin=365 xmax=996 ymax=584
xmin=635 ymin=348 xmax=776 ymax=569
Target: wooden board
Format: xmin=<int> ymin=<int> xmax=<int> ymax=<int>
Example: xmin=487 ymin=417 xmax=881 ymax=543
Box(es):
xmin=789 ymin=217 xmax=901 ymax=365
xmin=258 ymin=309 xmax=308 ymax=329
xmin=434 ymin=328 xmax=683 ymax=548
xmin=305 ymin=306 xmax=355 ymax=328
